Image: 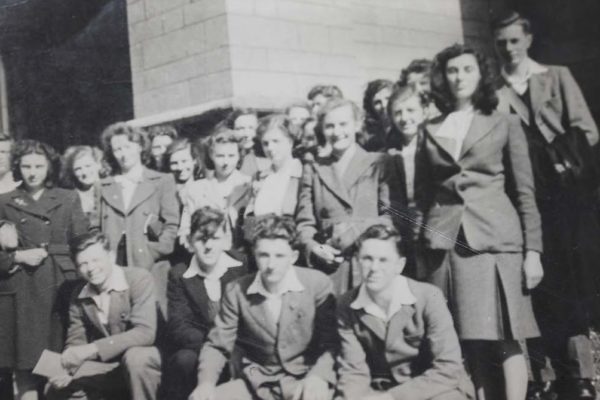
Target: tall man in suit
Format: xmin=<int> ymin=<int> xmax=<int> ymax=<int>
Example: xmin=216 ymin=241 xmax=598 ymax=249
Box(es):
xmin=47 ymin=230 xmax=161 ymax=400
xmin=336 ymin=224 xmax=474 ymax=400
xmin=494 ymin=11 xmax=600 ymax=400
xmin=189 ymin=215 xmax=337 ymax=400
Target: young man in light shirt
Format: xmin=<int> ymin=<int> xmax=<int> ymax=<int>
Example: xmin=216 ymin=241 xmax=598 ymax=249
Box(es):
xmin=47 ymin=230 xmax=161 ymax=400
xmin=336 ymin=224 xmax=474 ymax=400
xmin=189 ymin=215 xmax=337 ymax=400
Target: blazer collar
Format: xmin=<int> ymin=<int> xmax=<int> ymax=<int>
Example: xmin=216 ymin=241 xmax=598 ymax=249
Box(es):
xmin=100 ymin=168 xmax=163 ymax=214
xmin=7 ymin=187 xmax=62 ymax=219
xmin=459 ymin=111 xmax=502 ymax=158
xmin=498 ymin=84 xmax=531 ymax=126
xmin=357 ymin=303 xmax=416 ymax=341
xmin=278 ymin=290 xmax=311 ymax=342
xmin=528 ymin=69 xmax=553 ymax=116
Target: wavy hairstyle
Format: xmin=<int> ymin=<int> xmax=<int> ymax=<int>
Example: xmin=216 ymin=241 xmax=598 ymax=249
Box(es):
xmin=363 ymin=79 xmax=394 ymax=120
xmin=251 ymin=214 xmax=299 ymax=249
xmin=11 ymin=139 xmax=61 ymax=188
xmin=60 ymin=146 xmax=109 ymax=189
xmin=164 ymin=137 xmax=205 ymax=181
xmin=100 ymin=122 xmax=150 ymax=175
xmin=203 ymin=128 xmax=244 ymax=171
xmin=386 ymin=83 xmax=429 ymax=150
xmin=430 ymin=44 xmax=499 ymax=115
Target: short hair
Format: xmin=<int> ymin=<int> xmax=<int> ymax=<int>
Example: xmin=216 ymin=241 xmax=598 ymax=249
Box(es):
xmin=355 ymin=224 xmax=406 ymax=257
xmin=363 ymin=79 xmax=394 ymax=119
xmin=147 ymin=124 xmax=178 ymax=141
xmin=59 ymin=146 xmax=109 ymax=189
xmin=430 ymin=44 xmax=499 ymax=115
xmin=386 ymin=84 xmax=429 ymax=148
xmin=100 ymin=122 xmax=150 ymax=175
xmin=11 ymin=139 xmax=60 ymax=187
xmin=399 ymin=59 xmax=433 ymax=85
xmin=203 ymin=128 xmax=243 ymax=170
xmin=189 ymin=206 xmax=228 ymax=241
xmin=251 ymin=215 xmax=299 ymax=249
xmin=164 ymin=137 xmax=205 ymax=180
xmin=226 ymin=108 xmax=258 ymax=129
xmin=285 ymin=101 xmax=311 ymax=116
xmin=256 ymin=114 xmax=295 ymax=142
xmin=307 ymin=84 xmax=344 ymax=101
xmin=317 ymin=98 xmax=363 ymax=135
xmin=70 ymin=229 xmax=111 ymax=258
xmin=491 ymin=10 xmax=532 ymax=35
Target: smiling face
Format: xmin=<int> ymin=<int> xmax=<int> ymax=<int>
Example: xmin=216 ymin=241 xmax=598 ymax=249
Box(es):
xmin=72 ymin=153 xmax=101 ymax=189
xmin=189 ymin=225 xmax=229 ymax=271
xmin=254 ymin=238 xmax=298 ymax=290
xmin=371 ymin=87 xmax=392 ymax=117
xmin=356 ymin=238 xmax=406 ymax=294
xmin=110 ymin=134 xmax=142 ymax=173
xmin=169 ymin=146 xmax=195 ymax=184
xmin=390 ymin=94 xmax=426 ymax=139
xmin=234 ymin=114 xmax=258 ymax=150
xmin=210 ymin=142 xmax=239 ymax=179
xmin=322 ymin=104 xmax=359 ymax=155
xmin=261 ymin=128 xmax=294 ymax=167
xmin=445 ymin=53 xmax=481 ymax=104
xmin=75 ymin=242 xmax=114 ymax=289
xmin=20 ymin=153 xmax=49 ymax=191
xmin=494 ymin=23 xmax=532 ymax=69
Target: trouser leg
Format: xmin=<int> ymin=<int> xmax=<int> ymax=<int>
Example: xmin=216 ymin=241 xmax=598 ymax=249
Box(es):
xmin=121 ymin=346 xmax=162 ymax=400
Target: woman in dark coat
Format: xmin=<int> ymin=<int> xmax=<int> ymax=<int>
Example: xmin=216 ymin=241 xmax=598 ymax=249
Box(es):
xmin=0 ymin=140 xmax=89 ymax=399
xmin=416 ymin=44 xmax=543 ymax=400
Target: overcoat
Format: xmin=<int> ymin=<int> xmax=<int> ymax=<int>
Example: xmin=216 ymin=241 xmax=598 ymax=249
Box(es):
xmin=0 ymin=187 xmax=89 ymax=368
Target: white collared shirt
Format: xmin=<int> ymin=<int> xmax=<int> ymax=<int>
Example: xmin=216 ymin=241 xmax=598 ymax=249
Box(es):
xmin=334 ymin=143 xmax=357 ymax=178
xmin=501 ymin=57 xmax=549 ymax=96
xmin=252 ymin=158 xmax=303 ymax=216
xmin=351 ymin=275 xmax=417 ymax=322
xmin=434 ymin=106 xmax=475 ymax=161
xmin=247 ymin=267 xmax=305 ymax=323
xmin=78 ymin=265 xmax=129 ymax=325
xmin=114 ymin=164 xmax=144 ymax=210
xmin=182 ymin=252 xmax=242 ymax=301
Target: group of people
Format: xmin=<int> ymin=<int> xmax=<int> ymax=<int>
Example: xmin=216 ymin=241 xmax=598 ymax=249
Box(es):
xmin=0 ymin=10 xmax=598 ymax=400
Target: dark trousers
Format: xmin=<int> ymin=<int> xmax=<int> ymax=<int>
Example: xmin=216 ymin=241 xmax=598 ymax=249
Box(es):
xmin=0 ymin=369 xmax=13 ymax=400
xmin=161 ymin=349 xmax=199 ymax=400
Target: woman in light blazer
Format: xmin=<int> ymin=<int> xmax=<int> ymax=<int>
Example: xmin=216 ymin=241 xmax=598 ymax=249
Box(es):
xmin=416 ymin=44 xmax=543 ymax=400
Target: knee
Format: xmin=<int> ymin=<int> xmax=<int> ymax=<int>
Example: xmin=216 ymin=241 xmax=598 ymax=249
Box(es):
xmin=168 ymin=349 xmax=198 ymax=375
xmin=122 ymin=347 xmax=159 ymax=376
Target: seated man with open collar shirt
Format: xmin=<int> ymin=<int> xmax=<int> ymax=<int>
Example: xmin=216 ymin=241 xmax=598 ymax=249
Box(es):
xmin=336 ymin=225 xmax=474 ymax=400
xmin=47 ymin=230 xmax=161 ymax=400
xmin=189 ymin=215 xmax=337 ymax=400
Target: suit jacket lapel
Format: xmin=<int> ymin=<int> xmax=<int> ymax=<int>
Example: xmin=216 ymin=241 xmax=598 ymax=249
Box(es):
xmin=529 ymin=71 xmax=551 ymax=117
xmin=127 ymin=169 xmax=160 ymax=213
xmin=80 ymin=299 xmax=110 ymax=337
xmin=107 ymin=290 xmax=130 ymax=335
xmin=246 ymin=293 xmax=278 ymax=339
xmin=100 ymin=178 xmax=126 ymax=214
xmin=358 ymin=311 xmax=387 ymax=341
xmin=424 ymin=120 xmax=457 ymax=166
xmin=7 ymin=189 xmax=53 ymax=220
xmin=386 ymin=305 xmax=417 ymax=347
xmin=278 ymin=291 xmax=308 ymax=341
xmin=459 ymin=112 xmax=501 ymax=159
xmin=499 ymin=85 xmax=531 ymax=126
xmin=314 ymin=162 xmax=352 ymax=207
xmin=342 ymin=147 xmax=374 ymax=189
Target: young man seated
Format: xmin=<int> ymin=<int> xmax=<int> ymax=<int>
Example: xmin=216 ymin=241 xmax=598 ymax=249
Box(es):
xmin=336 ymin=225 xmax=474 ymax=400
xmin=162 ymin=207 xmax=247 ymax=400
xmin=47 ymin=230 xmax=161 ymax=400
xmin=189 ymin=215 xmax=337 ymax=400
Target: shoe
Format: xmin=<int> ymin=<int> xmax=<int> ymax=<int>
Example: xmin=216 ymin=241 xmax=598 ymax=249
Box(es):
xmin=571 ymin=379 xmax=596 ymax=400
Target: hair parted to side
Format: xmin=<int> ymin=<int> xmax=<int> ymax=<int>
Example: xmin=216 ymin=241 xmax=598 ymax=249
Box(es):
xmin=189 ymin=206 xmax=228 ymax=241
xmin=203 ymin=128 xmax=243 ymax=171
xmin=100 ymin=122 xmax=150 ymax=175
xmin=316 ymin=98 xmax=363 ymax=135
xmin=399 ymin=58 xmax=433 ymax=85
xmin=307 ymin=84 xmax=344 ymax=101
xmin=251 ymin=214 xmax=299 ymax=249
xmin=226 ymin=108 xmax=258 ymax=129
xmin=355 ymin=224 xmax=406 ymax=257
xmin=491 ymin=10 xmax=532 ymax=35
xmin=430 ymin=43 xmax=499 ymax=115
xmin=164 ymin=137 xmax=205 ymax=180
xmin=60 ymin=145 xmax=109 ymax=189
xmin=363 ymin=79 xmax=394 ymax=118
xmin=70 ymin=229 xmax=111 ymax=258
xmin=11 ymin=139 xmax=61 ymax=188
xmin=256 ymin=114 xmax=295 ymax=142
xmin=147 ymin=124 xmax=178 ymax=141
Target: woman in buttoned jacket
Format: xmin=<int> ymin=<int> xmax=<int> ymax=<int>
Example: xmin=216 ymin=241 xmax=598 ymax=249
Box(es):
xmin=0 ymin=140 xmax=89 ymax=399
xmin=416 ymin=44 xmax=543 ymax=399
xmin=98 ymin=123 xmax=179 ymax=314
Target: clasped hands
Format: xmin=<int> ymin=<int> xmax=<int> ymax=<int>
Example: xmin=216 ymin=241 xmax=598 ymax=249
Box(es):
xmin=48 ymin=343 xmax=99 ymax=390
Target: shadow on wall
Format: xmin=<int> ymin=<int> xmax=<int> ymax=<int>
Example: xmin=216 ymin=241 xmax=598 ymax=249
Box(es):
xmin=3 ymin=0 xmax=133 ymax=151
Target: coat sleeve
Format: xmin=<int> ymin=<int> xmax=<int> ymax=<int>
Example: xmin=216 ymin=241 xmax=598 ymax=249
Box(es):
xmin=295 ymin=163 xmax=319 ymax=252
xmin=166 ymin=269 xmax=207 ymax=349
xmin=94 ymin=271 xmax=157 ymax=361
xmin=196 ymin=281 xmax=240 ymax=385
xmin=307 ymin=275 xmax=337 ymax=385
xmin=65 ymin=297 xmax=89 ymax=349
xmin=504 ymin=116 xmax=543 ymax=253
xmin=151 ymin=174 xmax=179 ymax=260
xmin=388 ymin=287 xmax=468 ymax=400
xmin=558 ymin=66 xmax=599 ymax=146
xmin=336 ymin=299 xmax=373 ymax=400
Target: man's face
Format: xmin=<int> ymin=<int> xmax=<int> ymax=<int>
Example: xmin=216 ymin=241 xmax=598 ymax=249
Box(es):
xmin=406 ymin=72 xmax=431 ymax=95
xmin=310 ymin=94 xmax=328 ymax=115
xmin=169 ymin=147 xmax=195 ymax=184
xmin=234 ymin=115 xmax=258 ymax=150
xmin=390 ymin=94 xmax=426 ymax=138
xmin=356 ymin=238 xmax=405 ymax=293
xmin=322 ymin=105 xmax=359 ymax=154
xmin=76 ymin=242 xmax=114 ymax=289
xmin=494 ymin=23 xmax=532 ymax=69
xmin=0 ymin=140 xmax=11 ymax=176
xmin=254 ymin=238 xmax=298 ymax=288
xmin=189 ymin=226 xmax=229 ymax=270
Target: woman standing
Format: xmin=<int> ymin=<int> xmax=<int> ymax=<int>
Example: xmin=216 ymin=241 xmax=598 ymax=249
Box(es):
xmin=359 ymin=79 xmax=394 ymax=151
xmin=0 ymin=140 xmax=89 ymax=400
xmin=416 ymin=44 xmax=543 ymax=400
xmin=60 ymin=146 xmax=108 ymax=227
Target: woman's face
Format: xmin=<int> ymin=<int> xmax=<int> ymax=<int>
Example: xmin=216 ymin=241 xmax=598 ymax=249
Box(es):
xmin=445 ymin=53 xmax=481 ymax=104
xmin=151 ymin=135 xmax=173 ymax=160
xmin=261 ymin=128 xmax=294 ymax=167
xmin=72 ymin=153 xmax=101 ymax=188
xmin=233 ymin=114 xmax=258 ymax=150
xmin=322 ymin=104 xmax=358 ymax=154
xmin=371 ymin=87 xmax=392 ymax=117
xmin=210 ymin=142 xmax=239 ymax=179
xmin=110 ymin=134 xmax=142 ymax=173
xmin=390 ymin=94 xmax=426 ymax=138
xmin=169 ymin=147 xmax=196 ymax=184
xmin=20 ymin=153 xmax=49 ymax=191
